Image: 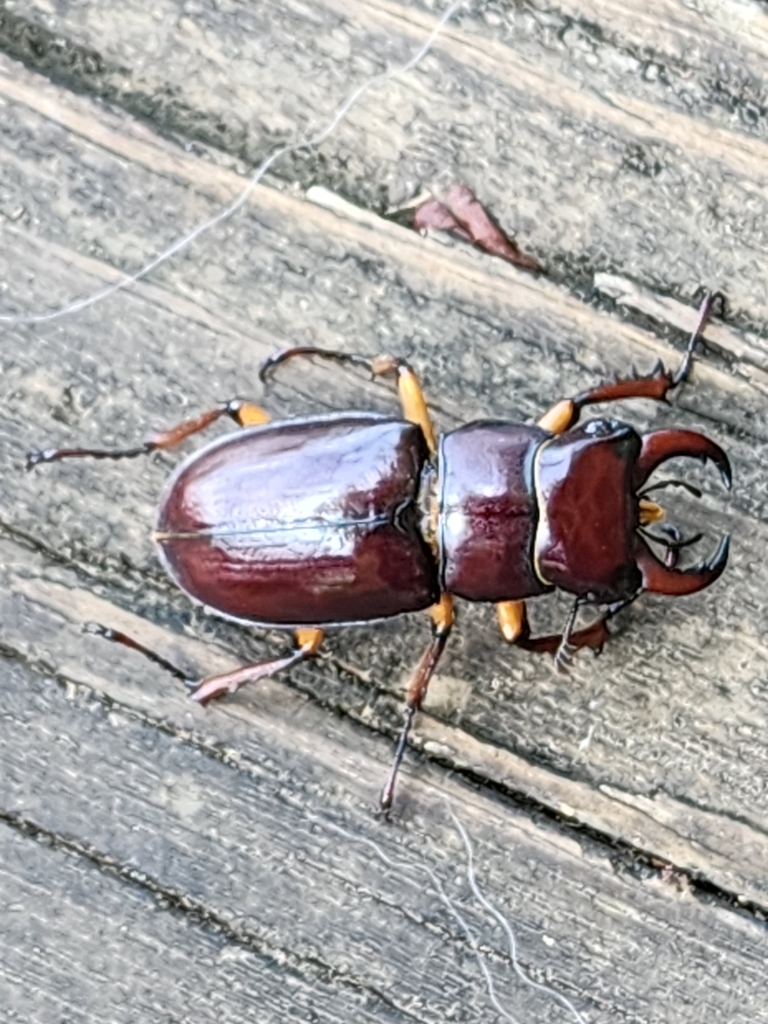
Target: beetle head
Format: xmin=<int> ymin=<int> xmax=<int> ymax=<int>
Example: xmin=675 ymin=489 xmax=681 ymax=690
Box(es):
xmin=533 ymin=418 xmax=731 ymax=604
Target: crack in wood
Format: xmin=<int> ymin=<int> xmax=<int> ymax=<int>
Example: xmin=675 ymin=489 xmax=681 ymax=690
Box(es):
xmin=0 ymin=806 xmax=433 ymax=1023
xmin=1 ymin=628 xmax=765 ymax=927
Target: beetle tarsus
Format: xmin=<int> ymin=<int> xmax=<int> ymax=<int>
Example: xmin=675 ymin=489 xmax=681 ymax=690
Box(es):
xmin=671 ymin=290 xmax=721 ymax=388
xmin=26 ymin=443 xmax=152 ymax=467
xmin=552 ymin=599 xmax=581 ymax=674
xmin=83 ymin=621 xmax=191 ymax=682
xmin=554 ymin=641 xmax=576 ymax=675
xmin=259 ymin=346 xmax=371 ymax=384
xmin=25 ymin=448 xmax=48 ymax=470
xmin=380 ymin=706 xmax=416 ymax=816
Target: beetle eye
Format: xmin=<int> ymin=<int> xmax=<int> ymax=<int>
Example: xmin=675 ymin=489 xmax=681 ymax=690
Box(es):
xmin=583 ymin=417 xmax=622 ymax=437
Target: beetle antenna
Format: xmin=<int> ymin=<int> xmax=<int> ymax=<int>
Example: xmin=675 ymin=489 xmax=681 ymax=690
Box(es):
xmin=638 ymin=478 xmax=703 ymax=500
xmin=639 ymin=525 xmax=704 ymax=569
xmin=639 ymin=525 xmax=704 ymax=550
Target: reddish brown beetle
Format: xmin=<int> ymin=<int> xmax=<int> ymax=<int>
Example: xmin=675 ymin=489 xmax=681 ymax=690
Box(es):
xmin=28 ymin=293 xmax=730 ymax=810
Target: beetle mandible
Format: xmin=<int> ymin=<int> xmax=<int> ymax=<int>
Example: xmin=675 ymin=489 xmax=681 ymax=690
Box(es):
xmin=28 ymin=293 xmax=731 ymax=811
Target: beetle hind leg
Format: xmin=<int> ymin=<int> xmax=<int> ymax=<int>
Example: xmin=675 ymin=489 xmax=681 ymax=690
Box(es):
xmin=380 ymin=595 xmax=454 ymax=814
xmin=85 ymin=620 xmax=324 ymax=702
xmin=190 ymin=628 xmax=324 ymax=704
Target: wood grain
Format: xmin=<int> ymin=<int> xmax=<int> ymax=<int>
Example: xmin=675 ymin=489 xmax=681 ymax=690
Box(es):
xmin=0 ymin=1 xmax=766 ymax=1020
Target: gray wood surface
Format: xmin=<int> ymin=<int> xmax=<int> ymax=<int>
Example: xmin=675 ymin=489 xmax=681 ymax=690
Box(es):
xmin=1 ymin=1 xmax=766 ymax=1021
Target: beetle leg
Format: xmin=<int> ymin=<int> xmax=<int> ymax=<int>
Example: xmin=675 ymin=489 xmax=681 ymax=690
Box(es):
xmin=380 ymin=594 xmax=454 ymax=813
xmin=190 ymin=628 xmax=325 ymax=704
xmin=259 ymin=346 xmax=437 ymax=453
xmin=496 ymin=598 xmax=528 ymax=642
xmin=83 ymin=622 xmax=191 ymax=681
xmin=27 ymin=400 xmax=271 ymax=469
xmin=537 ymin=292 xmax=723 ymax=435
xmin=496 ymin=599 xmax=610 ymax=660
xmin=370 ymin=356 xmax=438 ymax=454
xmin=84 ymin=621 xmax=323 ymax=702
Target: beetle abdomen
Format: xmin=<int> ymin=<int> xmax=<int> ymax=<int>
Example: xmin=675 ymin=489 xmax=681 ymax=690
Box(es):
xmin=156 ymin=414 xmax=440 ymax=626
xmin=438 ymin=422 xmax=551 ymax=601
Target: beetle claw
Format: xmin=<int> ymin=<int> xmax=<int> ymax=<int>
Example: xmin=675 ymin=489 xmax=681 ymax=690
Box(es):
xmin=26 ymin=447 xmax=52 ymax=470
xmin=703 ymin=534 xmax=731 ymax=573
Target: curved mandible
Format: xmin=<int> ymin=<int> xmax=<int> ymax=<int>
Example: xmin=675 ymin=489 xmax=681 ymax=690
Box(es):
xmin=635 ymin=534 xmax=730 ymax=596
xmin=633 ymin=429 xmax=732 ymax=490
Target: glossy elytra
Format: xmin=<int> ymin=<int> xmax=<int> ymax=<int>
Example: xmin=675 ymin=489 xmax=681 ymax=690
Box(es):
xmin=28 ymin=294 xmax=731 ymax=811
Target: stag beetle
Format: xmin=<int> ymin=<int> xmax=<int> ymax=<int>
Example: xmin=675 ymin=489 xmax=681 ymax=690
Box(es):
xmin=28 ymin=293 xmax=731 ymax=810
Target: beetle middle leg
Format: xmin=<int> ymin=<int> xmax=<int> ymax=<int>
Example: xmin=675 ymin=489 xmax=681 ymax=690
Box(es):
xmin=380 ymin=593 xmax=454 ymax=814
xmin=26 ymin=399 xmax=270 ymax=469
xmin=537 ymin=292 xmax=723 ymax=435
xmin=260 ymin=347 xmax=437 ymax=453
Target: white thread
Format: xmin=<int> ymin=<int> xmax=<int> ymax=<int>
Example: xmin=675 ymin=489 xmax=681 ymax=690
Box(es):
xmin=316 ymin=803 xmax=588 ymax=1024
xmin=319 ymin=814 xmax=523 ymax=1024
xmin=447 ymin=804 xmax=588 ymax=1024
xmin=0 ymin=0 xmax=467 ymax=326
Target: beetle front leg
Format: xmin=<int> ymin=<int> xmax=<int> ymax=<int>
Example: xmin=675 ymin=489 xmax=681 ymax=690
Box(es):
xmin=380 ymin=594 xmax=454 ymax=814
xmin=26 ymin=400 xmax=270 ymax=469
xmin=537 ymin=292 xmax=723 ymax=435
xmin=495 ymin=599 xmax=610 ymax=660
xmin=260 ymin=347 xmax=437 ymax=453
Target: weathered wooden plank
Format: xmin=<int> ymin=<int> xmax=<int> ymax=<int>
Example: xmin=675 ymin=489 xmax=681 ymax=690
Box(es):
xmin=0 ymin=823 xmax=392 ymax=1024
xmin=0 ymin=49 xmax=764 ymax=416
xmin=2 ymin=539 xmax=767 ymax=912
xmin=0 ymin=43 xmax=766 ymax=893
xmin=5 ymin=0 xmax=768 ymax=324
xmin=0 ymin=2 xmax=767 ymax=1020
xmin=2 ymin=641 xmax=767 ymax=1024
